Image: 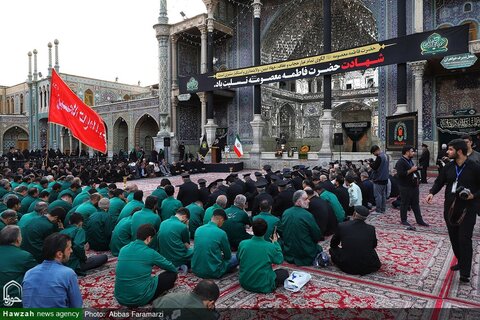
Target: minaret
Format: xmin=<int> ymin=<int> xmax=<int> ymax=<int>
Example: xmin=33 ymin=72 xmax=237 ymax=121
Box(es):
xmin=153 ymin=0 xmax=172 ymax=159
xmin=48 ymin=42 xmax=53 ymax=76
xmin=54 ymin=39 xmax=60 ymax=72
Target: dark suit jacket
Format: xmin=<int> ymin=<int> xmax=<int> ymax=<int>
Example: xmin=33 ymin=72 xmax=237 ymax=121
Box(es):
xmin=251 ymin=192 xmax=274 ymax=217
xmin=177 ymin=180 xmax=199 ymax=207
xmin=272 ymin=188 xmax=295 ymax=217
xmin=308 ymin=196 xmax=337 ymax=236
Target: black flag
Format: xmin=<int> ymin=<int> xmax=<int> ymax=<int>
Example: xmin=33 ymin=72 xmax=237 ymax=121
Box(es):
xmin=199 ymin=134 xmax=209 ymax=158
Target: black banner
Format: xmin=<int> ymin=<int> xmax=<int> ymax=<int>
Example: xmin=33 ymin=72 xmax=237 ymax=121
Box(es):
xmin=179 ymin=25 xmax=468 ymax=94
xmin=436 ymin=115 xmax=480 ymax=135
xmin=386 ymin=112 xmax=418 ymax=151
xmin=342 ymin=122 xmax=371 ymax=152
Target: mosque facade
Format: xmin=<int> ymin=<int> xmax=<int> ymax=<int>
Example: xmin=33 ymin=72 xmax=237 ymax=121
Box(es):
xmin=0 ymin=0 xmax=479 ymax=168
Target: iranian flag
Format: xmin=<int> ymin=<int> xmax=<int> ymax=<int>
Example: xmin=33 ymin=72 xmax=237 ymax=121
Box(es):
xmin=233 ymin=135 xmax=243 ymax=158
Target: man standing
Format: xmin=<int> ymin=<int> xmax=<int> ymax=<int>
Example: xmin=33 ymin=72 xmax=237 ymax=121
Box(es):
xmin=462 ymin=134 xmax=480 ymax=164
xmin=395 ymin=145 xmax=429 ymax=227
xmin=426 ymin=139 xmax=480 ymax=283
xmin=279 ymin=190 xmax=322 ymax=266
xmin=369 ymin=145 xmax=389 ymax=215
xmin=329 ymin=206 xmax=381 ymax=275
xmin=238 ymin=219 xmax=288 ymax=293
xmin=22 ymin=233 xmax=83 ymax=307
xmin=115 ymin=224 xmax=177 ymax=307
xmin=419 ymin=144 xmax=430 ymax=183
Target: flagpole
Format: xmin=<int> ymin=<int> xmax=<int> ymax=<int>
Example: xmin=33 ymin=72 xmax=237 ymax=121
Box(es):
xmin=45 ymin=122 xmax=49 ymax=167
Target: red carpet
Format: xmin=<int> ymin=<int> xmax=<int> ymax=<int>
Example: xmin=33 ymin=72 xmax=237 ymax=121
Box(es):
xmin=79 ymin=174 xmax=480 ymax=315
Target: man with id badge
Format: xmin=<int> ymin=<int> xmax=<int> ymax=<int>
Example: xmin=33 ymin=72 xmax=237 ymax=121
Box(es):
xmin=426 ymin=139 xmax=480 ymax=283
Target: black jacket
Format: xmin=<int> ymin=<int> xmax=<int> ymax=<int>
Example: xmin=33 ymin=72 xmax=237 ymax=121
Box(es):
xmin=272 ymin=188 xmax=295 ymax=217
xmin=177 ymin=180 xmax=199 ymax=207
xmin=308 ymin=196 xmax=337 ymax=237
xmin=394 ymin=156 xmax=419 ymax=188
xmin=330 ymin=219 xmax=381 ymax=275
xmin=251 ymin=192 xmax=274 ymax=217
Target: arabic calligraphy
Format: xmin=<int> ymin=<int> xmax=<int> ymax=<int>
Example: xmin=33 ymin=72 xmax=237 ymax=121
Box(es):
xmin=214 ymin=43 xmax=391 ymax=79
xmin=56 ymin=99 xmax=106 ymax=140
xmin=340 ymin=54 xmax=385 ymax=70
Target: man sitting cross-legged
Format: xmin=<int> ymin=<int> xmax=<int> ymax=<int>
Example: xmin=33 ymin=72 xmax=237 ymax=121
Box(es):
xmin=192 ymin=209 xmax=238 ymax=279
xmin=114 ymin=224 xmax=177 ymax=307
xmin=329 ymin=205 xmax=381 ymax=276
xmin=157 ymin=207 xmax=193 ymax=270
xmin=238 ymin=218 xmax=289 ymax=293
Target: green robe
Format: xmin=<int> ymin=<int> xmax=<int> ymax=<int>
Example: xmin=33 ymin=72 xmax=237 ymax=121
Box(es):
xmin=0 ymin=187 xmax=10 ymax=199
xmin=114 ymin=240 xmax=177 ymax=307
xmin=72 ymin=192 xmax=90 ymax=208
xmin=252 ymin=211 xmax=280 ymax=241
xmin=320 ymin=190 xmax=345 ymax=223
xmin=151 ymin=188 xmax=168 ymax=211
xmin=58 ymin=189 xmax=77 ymax=202
xmin=153 ymin=292 xmax=216 ymax=320
xmin=20 ymin=215 xmax=59 ymax=262
xmin=27 ymin=198 xmax=42 ymax=213
xmin=117 ymin=199 xmax=144 ymax=223
xmin=85 ymin=211 xmax=114 ymax=251
xmin=130 ymin=208 xmax=161 ymax=239
xmin=0 ymin=245 xmax=37 ymax=307
xmin=110 ymin=216 xmax=132 ymax=257
xmin=186 ymin=202 xmax=204 ymax=239
xmin=203 ymin=203 xmax=222 ymax=224
xmin=17 ymin=211 xmax=42 ymax=229
xmin=279 ymin=206 xmax=322 ymax=266
xmin=74 ymin=201 xmax=99 ymax=225
xmin=158 ymin=216 xmax=193 ymax=267
xmin=60 ymin=226 xmax=87 ymax=274
xmin=48 ymin=199 xmax=73 ymax=215
xmin=238 ymin=236 xmax=284 ymax=293
xmin=222 ymin=205 xmax=252 ymax=249
xmin=97 ymin=187 xmax=109 ymax=198
xmin=160 ymin=197 xmax=182 ymax=221
xmin=126 ymin=192 xmax=134 ymax=202
xmin=0 ymin=220 xmax=6 ymax=231
xmin=108 ymin=197 xmax=126 ymax=223
xmin=20 ymin=195 xmax=37 ymax=214
xmin=192 ymin=222 xmax=231 ymax=279
xmin=48 ymin=190 xmax=60 ymax=203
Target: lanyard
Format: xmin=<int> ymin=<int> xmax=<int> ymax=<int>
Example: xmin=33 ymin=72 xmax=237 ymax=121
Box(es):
xmin=455 ymin=163 xmax=465 ymax=181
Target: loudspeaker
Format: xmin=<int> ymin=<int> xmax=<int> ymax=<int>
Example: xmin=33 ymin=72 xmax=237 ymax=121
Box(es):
xmin=333 ymin=133 xmax=344 ymax=146
xmin=163 ymin=137 xmax=171 ymax=147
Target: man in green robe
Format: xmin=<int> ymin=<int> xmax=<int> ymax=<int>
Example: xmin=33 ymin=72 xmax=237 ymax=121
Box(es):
xmin=114 ymin=224 xmax=177 ymax=307
xmin=186 ymin=200 xmax=204 ymax=239
xmin=192 ymin=209 xmax=237 ymax=279
xmin=20 ymin=207 xmax=66 ymax=262
xmin=238 ymin=218 xmax=288 ymax=293
xmin=117 ymin=190 xmax=144 ymax=223
xmin=0 ymin=225 xmax=37 ymax=307
xmin=60 ymin=213 xmax=108 ymax=275
xmin=108 ymin=189 xmax=126 ymax=224
xmin=0 ymin=210 xmax=19 ymax=231
xmin=47 ymin=183 xmax=62 ymax=203
xmin=158 ymin=207 xmax=193 ymax=267
xmin=151 ymin=181 xmax=168 ymax=213
xmin=26 ymin=190 xmax=50 ymax=213
xmin=110 ymin=209 xmax=139 ymax=257
xmin=222 ymin=195 xmax=252 ymax=250
xmin=130 ymin=196 xmax=161 ymax=239
xmin=279 ymin=190 xmax=323 ymax=266
xmin=252 ymin=200 xmax=280 ymax=241
xmin=160 ymin=185 xmax=182 ymax=221
xmin=71 ymin=187 xmax=96 ymax=208
xmin=85 ymin=198 xmax=114 ymax=250
xmin=153 ymin=280 xmax=220 ymax=320
xmin=74 ymin=193 xmax=101 ymax=225
xmin=18 ymin=202 xmax=48 ymax=229
xmin=203 ymin=195 xmax=227 ymax=224
xmin=57 ymin=183 xmax=81 ymax=203
xmin=316 ymin=184 xmax=345 ymax=223
xmin=19 ymin=188 xmax=39 ymax=215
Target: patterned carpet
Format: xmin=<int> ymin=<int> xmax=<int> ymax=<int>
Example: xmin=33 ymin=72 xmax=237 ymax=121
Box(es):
xmin=80 ymin=172 xmax=480 ymax=317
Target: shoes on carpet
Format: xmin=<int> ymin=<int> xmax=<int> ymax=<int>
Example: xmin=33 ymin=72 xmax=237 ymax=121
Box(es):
xmin=417 ymin=221 xmax=430 ymax=227
xmin=401 ymin=221 xmax=412 ymax=227
xmin=460 ymin=276 xmax=470 ymax=283
xmin=450 ymin=264 xmax=460 ymax=271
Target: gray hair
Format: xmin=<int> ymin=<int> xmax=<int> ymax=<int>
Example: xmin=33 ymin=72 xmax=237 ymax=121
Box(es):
xmin=0 ymin=225 xmax=21 ymax=245
xmin=292 ymin=190 xmax=307 ymax=204
xmin=35 ymin=201 xmax=49 ymax=215
xmin=3 ymin=194 xmax=18 ymax=205
xmin=0 ymin=179 xmax=10 ymax=189
xmin=234 ymin=194 xmax=247 ymax=207
xmin=216 ymin=195 xmax=228 ymax=208
xmin=65 ymin=175 xmax=75 ymax=182
xmin=1 ymin=209 xmax=17 ymax=219
xmin=98 ymin=198 xmax=110 ymax=210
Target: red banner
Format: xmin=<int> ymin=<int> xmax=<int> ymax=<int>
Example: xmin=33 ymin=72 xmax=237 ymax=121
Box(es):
xmin=49 ymin=69 xmax=107 ymax=153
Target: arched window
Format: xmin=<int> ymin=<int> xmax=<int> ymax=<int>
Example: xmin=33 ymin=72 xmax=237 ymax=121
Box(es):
xmin=462 ymin=21 xmax=478 ymax=41
xmin=6 ymin=99 xmax=10 ymax=114
xmin=43 ymin=86 xmax=47 ymax=108
xmin=464 ymin=2 xmax=472 ymax=12
xmin=123 ymin=94 xmax=130 ymax=101
xmin=20 ymin=94 xmax=24 ymax=114
xmin=39 ymin=91 xmax=43 ymax=109
xmin=10 ymin=98 xmax=14 ymax=114
xmin=84 ymin=89 xmax=94 ymax=106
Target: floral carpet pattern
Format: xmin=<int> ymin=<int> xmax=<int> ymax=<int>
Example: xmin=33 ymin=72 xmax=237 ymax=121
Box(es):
xmin=80 ymin=172 xmax=480 ymax=317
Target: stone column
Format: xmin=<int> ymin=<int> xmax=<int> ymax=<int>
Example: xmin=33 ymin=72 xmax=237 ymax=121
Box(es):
xmin=171 ymin=34 xmax=178 ymax=90
xmin=54 ymin=39 xmax=60 ymax=72
xmin=153 ymin=0 xmax=172 ymax=153
xmin=68 ymin=131 xmax=73 ymax=155
xmin=48 ymin=42 xmax=53 ymax=77
xmin=199 ymin=26 xmax=208 ymax=74
xmin=198 ymin=92 xmax=207 ymax=137
xmin=170 ymin=97 xmax=179 ymax=161
xmin=394 ymin=0 xmax=408 ymax=115
xmin=60 ymin=130 xmax=64 ymax=153
xmin=413 ymin=0 xmax=423 ymax=33
xmin=250 ymin=0 xmax=265 ymax=155
xmin=411 ymin=61 xmax=426 ymax=147
xmin=204 ymin=0 xmax=219 ymax=146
